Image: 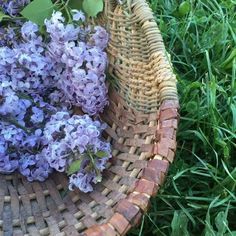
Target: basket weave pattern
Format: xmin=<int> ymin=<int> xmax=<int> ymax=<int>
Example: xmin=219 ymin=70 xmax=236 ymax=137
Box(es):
xmin=0 ymin=0 xmax=179 ymax=235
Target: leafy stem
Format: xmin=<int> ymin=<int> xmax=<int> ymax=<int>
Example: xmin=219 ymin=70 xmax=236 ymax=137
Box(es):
xmin=59 ymin=0 xmax=70 ymax=10
xmin=65 ymin=6 xmax=72 ymax=23
xmin=0 ymin=114 xmax=31 ymax=134
xmin=16 ymin=92 xmax=34 ymax=102
xmin=87 ymin=150 xmax=102 ymax=181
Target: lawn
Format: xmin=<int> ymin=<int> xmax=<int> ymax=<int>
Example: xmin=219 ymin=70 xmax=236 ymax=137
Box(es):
xmin=128 ymin=0 xmax=236 ymax=235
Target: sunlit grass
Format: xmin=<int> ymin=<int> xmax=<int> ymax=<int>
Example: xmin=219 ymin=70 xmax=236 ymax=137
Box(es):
xmin=128 ymin=0 xmax=236 ymax=235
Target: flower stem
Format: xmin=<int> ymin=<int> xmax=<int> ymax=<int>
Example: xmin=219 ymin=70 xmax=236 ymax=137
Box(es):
xmin=0 ymin=115 xmax=31 ymax=134
xmin=87 ymin=150 xmax=101 ymax=179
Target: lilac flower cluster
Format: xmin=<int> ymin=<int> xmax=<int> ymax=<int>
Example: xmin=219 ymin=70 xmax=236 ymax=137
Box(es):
xmin=0 ymin=0 xmax=29 ymax=16
xmin=43 ymin=112 xmax=111 ymax=192
xmin=0 ymin=11 xmax=111 ymax=192
xmin=46 ymin=11 xmax=109 ymax=115
xmin=0 ymin=20 xmax=57 ymax=180
xmin=0 ymin=27 xmax=17 ymax=47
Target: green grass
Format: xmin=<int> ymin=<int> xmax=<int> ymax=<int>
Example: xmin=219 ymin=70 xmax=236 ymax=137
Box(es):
xmin=128 ymin=0 xmax=236 ymax=235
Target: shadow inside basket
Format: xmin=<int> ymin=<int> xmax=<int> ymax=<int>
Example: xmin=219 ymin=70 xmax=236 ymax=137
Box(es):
xmin=0 ymin=86 xmax=159 ymax=235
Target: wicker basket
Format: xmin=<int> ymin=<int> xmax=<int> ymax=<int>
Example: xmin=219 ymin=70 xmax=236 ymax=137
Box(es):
xmin=0 ymin=0 xmax=179 ymax=235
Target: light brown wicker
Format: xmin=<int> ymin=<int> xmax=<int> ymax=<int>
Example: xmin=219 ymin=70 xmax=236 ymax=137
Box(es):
xmin=0 ymin=0 xmax=179 ymax=235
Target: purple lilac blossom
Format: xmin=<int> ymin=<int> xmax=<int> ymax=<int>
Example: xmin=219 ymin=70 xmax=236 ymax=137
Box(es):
xmin=0 ymin=27 xmax=17 ymax=46
xmin=0 ymin=154 xmax=18 ymax=173
xmin=19 ymin=153 xmax=52 ymax=181
xmin=69 ymin=171 xmax=96 ymax=193
xmin=43 ymin=112 xmax=111 ymax=192
xmin=90 ymin=26 xmax=109 ymax=50
xmin=0 ymin=11 xmax=111 ymax=192
xmin=71 ymin=10 xmax=86 ymax=22
xmin=0 ymin=0 xmax=30 ymax=16
xmin=45 ymin=11 xmax=109 ymax=115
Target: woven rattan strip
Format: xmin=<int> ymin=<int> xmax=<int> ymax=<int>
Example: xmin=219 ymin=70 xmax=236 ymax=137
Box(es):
xmin=104 ymin=0 xmax=177 ymax=113
xmin=0 ymin=0 xmax=179 ymax=235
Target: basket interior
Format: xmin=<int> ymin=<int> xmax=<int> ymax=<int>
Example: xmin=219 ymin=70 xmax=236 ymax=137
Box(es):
xmin=0 ymin=0 xmax=178 ymax=235
xmin=0 ymin=88 xmax=161 ymax=235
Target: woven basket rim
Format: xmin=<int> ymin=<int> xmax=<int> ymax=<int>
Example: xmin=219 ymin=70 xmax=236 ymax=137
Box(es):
xmin=0 ymin=0 xmax=179 ymax=235
xmin=81 ymin=98 xmax=179 ymax=236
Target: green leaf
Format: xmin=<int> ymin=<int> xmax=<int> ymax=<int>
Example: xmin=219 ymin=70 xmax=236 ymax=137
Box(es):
xmin=20 ymin=0 xmax=54 ymax=26
xmin=225 ymin=232 xmax=236 ymax=236
xmin=204 ymin=209 xmax=217 ymax=236
xmin=200 ymin=23 xmax=228 ymax=50
xmin=0 ymin=11 xmax=10 ymax=22
xmin=95 ymin=151 xmax=108 ymax=158
xmin=186 ymin=101 xmax=198 ymax=114
xmin=67 ymin=159 xmax=82 ymax=175
xmin=220 ymin=49 xmax=236 ymax=69
xmin=171 ymin=211 xmax=190 ymax=236
xmin=82 ymin=0 xmax=103 ymax=17
xmin=230 ymin=103 xmax=236 ymax=131
xmin=68 ymin=0 xmax=83 ymax=10
xmin=179 ymin=1 xmax=191 ymax=16
xmin=215 ymin=211 xmax=228 ymax=235
xmin=95 ymin=174 xmax=102 ymax=182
